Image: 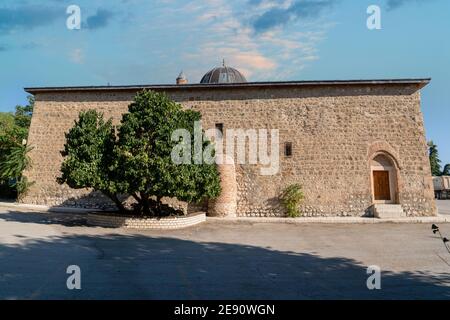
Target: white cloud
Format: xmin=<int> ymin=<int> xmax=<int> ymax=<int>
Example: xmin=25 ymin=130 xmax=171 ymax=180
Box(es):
xmin=83 ymin=0 xmax=336 ymax=83
xmin=70 ymin=48 xmax=84 ymax=64
xmin=174 ymin=0 xmax=333 ymax=81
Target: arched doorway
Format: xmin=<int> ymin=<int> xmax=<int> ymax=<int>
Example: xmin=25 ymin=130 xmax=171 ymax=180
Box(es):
xmin=370 ymin=154 xmax=399 ymax=204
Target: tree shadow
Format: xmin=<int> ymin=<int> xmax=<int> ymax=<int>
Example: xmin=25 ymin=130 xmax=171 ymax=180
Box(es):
xmin=57 ymin=190 xmax=119 ymax=211
xmin=0 ymin=232 xmax=449 ymax=300
xmin=0 ymin=210 xmax=88 ymax=227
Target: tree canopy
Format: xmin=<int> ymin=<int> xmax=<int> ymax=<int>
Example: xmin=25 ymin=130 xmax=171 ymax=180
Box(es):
xmin=0 ymin=96 xmax=34 ymax=198
xmin=58 ymin=110 xmax=125 ymax=210
xmin=59 ymin=90 xmax=221 ymax=216
xmin=442 ymin=164 xmax=450 ymax=176
xmin=428 ymin=141 xmax=442 ymax=176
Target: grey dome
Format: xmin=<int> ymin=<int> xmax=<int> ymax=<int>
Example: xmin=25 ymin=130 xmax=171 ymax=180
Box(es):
xmin=200 ymin=62 xmax=247 ymax=84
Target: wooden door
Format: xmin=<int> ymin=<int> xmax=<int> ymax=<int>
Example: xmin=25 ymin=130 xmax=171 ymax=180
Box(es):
xmin=373 ymin=171 xmax=391 ymax=201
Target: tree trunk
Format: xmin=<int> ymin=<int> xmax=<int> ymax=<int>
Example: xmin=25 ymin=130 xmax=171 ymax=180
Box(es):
xmin=156 ymin=195 xmax=163 ymax=213
xmin=143 ymin=198 xmax=150 ymax=216
xmin=132 ymin=193 xmax=141 ymax=202
xmin=103 ymin=192 xmax=126 ymax=213
xmin=132 ymin=193 xmax=143 ymax=214
xmin=141 ymin=193 xmax=152 ymax=216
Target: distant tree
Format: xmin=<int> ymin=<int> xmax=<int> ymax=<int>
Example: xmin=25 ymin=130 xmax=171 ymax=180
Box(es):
xmin=0 ymin=96 xmax=35 ymax=198
xmin=0 ymin=145 xmax=34 ymax=200
xmin=0 ymin=113 xmax=15 ymax=135
xmin=443 ymin=164 xmax=450 ymax=176
xmin=428 ymin=141 xmax=442 ymax=176
xmin=59 ymin=90 xmax=221 ymax=216
xmin=14 ymin=96 xmax=34 ymax=132
xmin=0 ymin=113 xmax=16 ymax=161
xmin=0 ymin=96 xmax=34 ymax=149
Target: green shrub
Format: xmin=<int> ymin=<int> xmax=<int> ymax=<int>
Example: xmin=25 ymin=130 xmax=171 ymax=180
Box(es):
xmin=280 ymin=184 xmax=304 ymax=218
xmin=0 ymin=145 xmax=34 ymax=199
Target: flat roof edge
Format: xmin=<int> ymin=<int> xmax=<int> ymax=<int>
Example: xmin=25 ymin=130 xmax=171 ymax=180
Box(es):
xmin=25 ymin=78 xmax=431 ymax=94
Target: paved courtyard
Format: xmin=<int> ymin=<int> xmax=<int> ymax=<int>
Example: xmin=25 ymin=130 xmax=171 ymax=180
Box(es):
xmin=437 ymin=200 xmax=450 ymax=215
xmin=0 ymin=202 xmax=450 ymax=300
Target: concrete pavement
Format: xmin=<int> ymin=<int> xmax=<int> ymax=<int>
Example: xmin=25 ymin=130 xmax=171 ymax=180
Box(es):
xmin=437 ymin=200 xmax=450 ymax=215
xmin=1 ymin=200 xmax=449 ymax=224
xmin=0 ymin=208 xmax=450 ymax=299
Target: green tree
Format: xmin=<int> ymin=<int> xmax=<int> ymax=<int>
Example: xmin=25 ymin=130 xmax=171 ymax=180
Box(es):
xmin=0 ymin=113 xmax=16 ymax=163
xmin=58 ymin=110 xmax=126 ymax=211
xmin=442 ymin=164 xmax=450 ymax=176
xmin=59 ymin=90 xmax=221 ymax=216
xmin=0 ymin=96 xmax=35 ymax=198
xmin=0 ymin=113 xmax=15 ymax=135
xmin=14 ymin=96 xmax=34 ymax=132
xmin=0 ymin=145 xmax=34 ymax=200
xmin=428 ymin=141 xmax=442 ymax=176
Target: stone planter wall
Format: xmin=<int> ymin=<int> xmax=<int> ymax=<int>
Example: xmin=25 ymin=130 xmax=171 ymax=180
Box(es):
xmin=87 ymin=212 xmax=206 ymax=230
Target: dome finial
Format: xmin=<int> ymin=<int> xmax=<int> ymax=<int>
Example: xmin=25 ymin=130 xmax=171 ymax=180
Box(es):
xmin=222 ymin=58 xmax=226 ymax=67
xmin=176 ymin=70 xmax=188 ymax=85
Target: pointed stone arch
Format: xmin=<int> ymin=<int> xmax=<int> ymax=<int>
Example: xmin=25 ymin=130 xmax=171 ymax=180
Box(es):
xmin=368 ymin=142 xmax=401 ymax=204
xmin=367 ymin=141 xmax=401 ymax=169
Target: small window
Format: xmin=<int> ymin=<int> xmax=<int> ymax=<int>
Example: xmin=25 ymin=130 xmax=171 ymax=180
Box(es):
xmin=285 ymin=142 xmax=293 ymax=157
xmin=215 ymin=123 xmax=224 ymax=141
xmin=215 ymin=123 xmax=224 ymax=135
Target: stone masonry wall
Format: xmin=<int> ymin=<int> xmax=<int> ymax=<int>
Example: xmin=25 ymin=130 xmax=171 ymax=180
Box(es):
xmin=22 ymin=84 xmax=436 ymax=217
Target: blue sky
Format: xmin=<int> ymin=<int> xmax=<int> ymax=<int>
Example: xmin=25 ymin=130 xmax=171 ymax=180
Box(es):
xmin=0 ymin=0 xmax=449 ymax=165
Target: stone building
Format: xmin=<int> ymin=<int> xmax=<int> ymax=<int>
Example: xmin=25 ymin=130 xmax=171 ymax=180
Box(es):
xmin=22 ymin=64 xmax=436 ymax=217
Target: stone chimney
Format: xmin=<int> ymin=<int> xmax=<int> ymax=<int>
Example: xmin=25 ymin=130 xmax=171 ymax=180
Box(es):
xmin=176 ymin=71 xmax=188 ymax=85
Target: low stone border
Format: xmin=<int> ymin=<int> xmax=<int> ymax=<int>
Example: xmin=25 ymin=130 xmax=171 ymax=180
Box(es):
xmin=207 ymin=215 xmax=450 ymax=224
xmin=87 ymin=212 xmax=206 ymax=229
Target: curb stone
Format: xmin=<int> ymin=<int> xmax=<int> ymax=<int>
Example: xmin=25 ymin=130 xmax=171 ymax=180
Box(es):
xmin=0 ymin=202 xmax=448 ymax=224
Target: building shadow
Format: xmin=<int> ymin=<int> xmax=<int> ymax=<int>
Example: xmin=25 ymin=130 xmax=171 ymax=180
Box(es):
xmin=0 ymin=232 xmax=449 ymax=300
